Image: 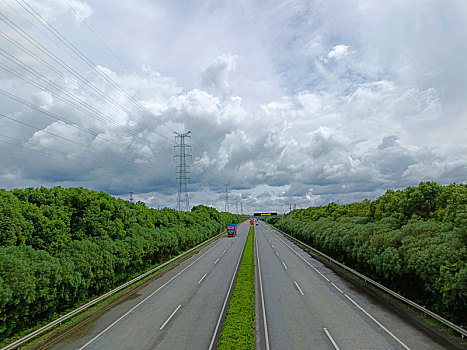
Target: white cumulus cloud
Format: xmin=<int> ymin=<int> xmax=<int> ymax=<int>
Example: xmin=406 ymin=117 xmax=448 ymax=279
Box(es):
xmin=0 ymin=0 xmax=466 ymax=212
xmin=327 ymin=44 xmax=350 ymax=59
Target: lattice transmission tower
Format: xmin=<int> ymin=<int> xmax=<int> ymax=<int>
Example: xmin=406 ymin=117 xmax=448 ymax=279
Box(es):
xmin=174 ymin=131 xmax=192 ymax=211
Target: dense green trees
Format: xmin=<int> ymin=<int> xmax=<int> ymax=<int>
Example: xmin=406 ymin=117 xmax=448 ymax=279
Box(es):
xmin=0 ymin=187 xmax=242 ymax=341
xmin=271 ymin=182 xmax=466 ymax=326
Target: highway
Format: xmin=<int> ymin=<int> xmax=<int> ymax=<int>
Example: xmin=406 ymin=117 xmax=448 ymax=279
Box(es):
xmin=47 ymin=222 xmax=250 ymax=350
xmin=44 ymin=220 xmax=457 ymax=350
xmin=255 ymin=220 xmax=452 ymax=350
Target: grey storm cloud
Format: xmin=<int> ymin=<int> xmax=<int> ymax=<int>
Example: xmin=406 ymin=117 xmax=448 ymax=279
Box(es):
xmin=0 ymin=0 xmax=466 ymax=212
xmin=201 ymin=54 xmax=238 ymax=97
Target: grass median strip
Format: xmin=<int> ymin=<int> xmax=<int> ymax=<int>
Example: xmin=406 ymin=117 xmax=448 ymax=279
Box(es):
xmin=217 ymin=226 xmax=255 ymax=350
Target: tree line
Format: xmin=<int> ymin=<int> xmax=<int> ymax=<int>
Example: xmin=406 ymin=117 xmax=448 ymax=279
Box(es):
xmin=268 ymin=182 xmax=466 ymax=326
xmin=0 ymin=186 xmax=242 ymax=342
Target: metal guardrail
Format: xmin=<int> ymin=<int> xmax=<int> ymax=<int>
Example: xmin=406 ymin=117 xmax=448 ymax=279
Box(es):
xmin=270 ymin=224 xmax=467 ymax=339
xmin=2 ymin=230 xmax=227 ymax=350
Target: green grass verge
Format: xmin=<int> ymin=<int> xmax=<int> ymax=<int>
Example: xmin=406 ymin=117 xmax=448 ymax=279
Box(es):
xmin=217 ymin=226 xmax=255 ymax=350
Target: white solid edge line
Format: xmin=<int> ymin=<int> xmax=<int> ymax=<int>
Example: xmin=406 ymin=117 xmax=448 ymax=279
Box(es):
xmin=208 ymin=231 xmax=249 ymax=350
xmin=79 ymin=238 xmax=223 ymax=349
xmin=4 ymin=233 xmax=228 ymax=350
xmin=256 ymin=230 xmax=271 ymax=350
xmin=267 ymin=225 xmax=411 ymax=350
xmin=344 ymin=294 xmax=411 ymax=350
xmin=214 ymin=258 xmax=219 ymax=264
xmin=281 ymin=261 xmax=288 ymax=270
xmin=160 ymin=305 xmax=182 ymax=330
xmin=294 ymin=281 xmax=304 ymax=296
xmin=198 ymin=273 xmax=207 ymax=284
xmin=330 ymin=282 xmax=344 ymax=294
xmin=323 ymin=328 xmax=341 ymax=350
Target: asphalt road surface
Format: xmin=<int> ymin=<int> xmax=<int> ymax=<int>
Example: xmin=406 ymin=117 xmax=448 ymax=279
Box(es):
xmin=48 ymin=222 xmax=250 ymax=350
xmin=46 ymin=220 xmax=457 ymax=350
xmin=254 ymin=220 xmax=453 ymax=350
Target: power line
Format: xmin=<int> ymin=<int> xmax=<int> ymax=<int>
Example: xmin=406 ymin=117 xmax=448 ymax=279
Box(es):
xmin=0 ymin=13 xmax=172 ymax=145
xmin=0 ymin=87 xmax=169 ymax=170
xmin=9 ymin=1 xmax=174 ymax=143
xmin=0 ymin=2 xmax=233 ymax=200
xmin=1 ymin=153 xmax=119 ymax=184
xmin=0 ymin=54 xmax=166 ymax=150
xmin=0 ymin=113 xmax=91 ymax=149
xmin=64 ymin=0 xmax=128 ymax=71
xmin=3 ymin=1 xmax=228 ymax=195
xmin=0 ymin=88 xmax=125 ymax=147
xmin=0 ymin=132 xmax=143 ymax=177
xmin=63 ymin=0 xmax=176 ymax=136
xmin=0 ymin=4 xmax=185 ymax=194
xmin=0 ymin=11 xmax=176 ymax=192
xmin=0 ymin=136 xmax=166 ymax=189
xmin=0 ymin=134 xmax=141 ymax=182
xmin=0 ymin=113 xmax=163 ymax=174
xmin=63 ymin=0 xmax=232 ymax=203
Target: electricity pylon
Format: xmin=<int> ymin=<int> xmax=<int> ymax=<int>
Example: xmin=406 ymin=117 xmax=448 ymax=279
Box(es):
xmin=174 ymin=131 xmax=192 ymax=211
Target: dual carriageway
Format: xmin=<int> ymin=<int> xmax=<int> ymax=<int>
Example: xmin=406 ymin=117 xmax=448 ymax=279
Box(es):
xmin=41 ymin=221 xmax=455 ymax=350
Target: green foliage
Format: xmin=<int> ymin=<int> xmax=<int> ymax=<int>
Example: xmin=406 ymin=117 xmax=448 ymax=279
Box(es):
xmin=369 ymin=182 xmax=466 ymax=227
xmin=217 ymin=226 xmax=255 ymax=350
xmin=272 ymin=182 xmax=466 ymax=326
xmin=0 ymin=186 xmax=243 ymax=341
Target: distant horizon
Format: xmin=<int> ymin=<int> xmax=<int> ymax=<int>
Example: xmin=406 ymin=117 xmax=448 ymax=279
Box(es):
xmin=2 ymin=180 xmax=464 ymax=214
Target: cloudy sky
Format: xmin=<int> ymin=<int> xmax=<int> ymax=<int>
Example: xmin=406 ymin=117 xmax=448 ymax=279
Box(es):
xmin=0 ymin=0 xmax=466 ymax=213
